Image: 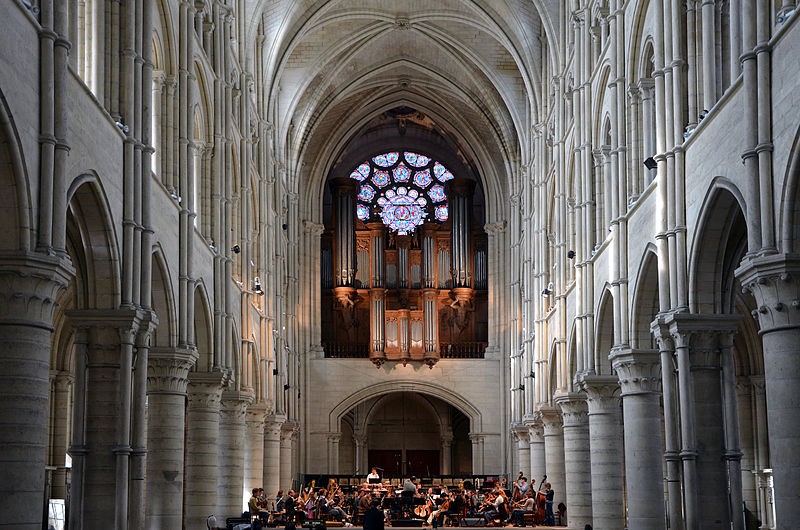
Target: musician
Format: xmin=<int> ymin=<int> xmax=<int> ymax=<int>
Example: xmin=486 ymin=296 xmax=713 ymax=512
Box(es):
xmin=508 ymin=491 xmax=536 ymax=526
xmin=363 ymin=499 xmax=385 ymax=530
xmin=481 ymin=488 xmax=508 ymax=525
xmin=249 ymin=488 xmax=271 ymax=521
xmin=367 ymin=467 xmax=381 ymax=482
xmin=543 ymin=483 xmax=555 ymax=526
xmin=516 ymin=477 xmax=531 ymax=496
xmin=402 ymin=476 xmax=418 ymax=494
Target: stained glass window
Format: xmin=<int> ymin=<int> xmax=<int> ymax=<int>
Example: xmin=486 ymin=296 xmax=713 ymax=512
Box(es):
xmin=349 ymin=151 xmax=453 ymax=233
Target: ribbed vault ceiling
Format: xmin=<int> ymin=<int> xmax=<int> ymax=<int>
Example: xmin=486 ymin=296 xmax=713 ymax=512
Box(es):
xmin=245 ymin=0 xmax=555 ymax=207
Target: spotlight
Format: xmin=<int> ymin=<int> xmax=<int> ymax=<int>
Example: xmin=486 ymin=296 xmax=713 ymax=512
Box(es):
xmin=115 ymin=120 xmax=130 ymax=134
xmin=283 ymin=384 xmax=290 ymax=391
xmin=282 ymin=223 xmax=288 ymax=231
xmin=699 ymin=109 xmax=709 ymax=120
xmin=643 ymin=157 xmax=657 ymax=170
xmin=542 ymin=282 xmax=554 ymax=297
xmin=518 ymin=384 xmax=525 ymax=391
xmin=231 ymin=244 xmax=240 ymax=254
xmin=253 ymin=276 xmax=264 ymax=295
xmin=273 ymin=368 xmax=279 ymax=375
xmin=567 ymin=250 xmax=576 ymax=259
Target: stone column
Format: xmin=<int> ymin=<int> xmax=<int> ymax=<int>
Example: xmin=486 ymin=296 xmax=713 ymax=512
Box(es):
xmin=441 ymin=433 xmax=453 ymax=475
xmin=327 ymin=433 xmax=342 ymax=474
xmin=469 ymin=433 xmax=485 ymax=473
xmin=527 ymin=421 xmax=546 ymax=483
xmin=353 ymin=433 xmax=367 ymax=476
xmin=280 ymin=422 xmax=299 ymax=491
xmin=0 ymin=258 xmax=70 ymax=530
xmin=184 ymin=372 xmax=225 ymax=530
xmin=263 ymin=416 xmax=285 ymax=497
xmin=582 ymin=375 xmax=624 ymax=530
xmin=48 ymin=372 xmax=73 ymax=500
xmin=68 ymin=309 xmax=143 ymax=530
xmin=538 ymin=407 xmax=565 ymax=510
xmin=611 ymin=348 xmax=666 ymax=530
xmin=555 ymin=395 xmax=592 ymax=528
xmin=219 ymin=390 xmax=254 ymax=520
xmin=145 ymin=348 xmax=197 ymax=530
xmin=737 ymin=255 xmax=800 ymax=529
xmin=245 ymin=404 xmax=267 ymax=494
xmin=652 ymin=319 xmax=683 ymax=530
xmin=664 ymin=313 xmax=741 ymax=530
xmin=512 ymin=425 xmax=530 ymax=480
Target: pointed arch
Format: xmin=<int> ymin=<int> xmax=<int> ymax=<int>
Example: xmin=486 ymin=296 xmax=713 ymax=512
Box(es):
xmin=594 ymin=286 xmax=615 ymax=376
xmin=0 ymin=87 xmax=32 ymax=251
xmin=65 ymin=174 xmax=122 ymax=309
xmin=150 ymin=244 xmax=177 ymax=348
xmin=779 ymin=124 xmax=800 ymax=253
xmin=688 ymin=178 xmax=747 ymax=314
xmin=192 ymin=280 xmax=214 ymax=372
xmin=630 ymin=244 xmax=660 ymax=349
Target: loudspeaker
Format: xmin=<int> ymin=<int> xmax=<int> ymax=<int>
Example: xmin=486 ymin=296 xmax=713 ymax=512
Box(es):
xmin=461 ymin=518 xmax=486 ymax=527
xmin=302 ymin=519 xmax=326 ymax=530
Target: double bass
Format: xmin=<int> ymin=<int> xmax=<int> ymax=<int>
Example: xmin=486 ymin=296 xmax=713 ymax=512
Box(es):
xmin=532 ymin=475 xmax=547 ymax=524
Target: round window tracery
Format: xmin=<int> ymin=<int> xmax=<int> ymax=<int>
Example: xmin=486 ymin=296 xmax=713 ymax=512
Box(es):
xmin=349 ymin=151 xmax=453 ymax=234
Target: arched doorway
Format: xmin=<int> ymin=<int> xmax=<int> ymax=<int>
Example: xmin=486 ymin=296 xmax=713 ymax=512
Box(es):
xmin=338 ymin=391 xmax=472 ymax=477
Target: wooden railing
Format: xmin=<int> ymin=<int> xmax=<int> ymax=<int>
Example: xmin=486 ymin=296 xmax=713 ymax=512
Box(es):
xmin=323 ymin=342 xmax=487 ymax=359
xmin=440 ymin=342 xmax=487 ymax=359
xmin=323 ymin=343 xmax=370 ymax=358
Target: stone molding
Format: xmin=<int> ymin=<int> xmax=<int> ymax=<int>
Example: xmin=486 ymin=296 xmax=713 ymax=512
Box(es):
xmin=147 ymin=348 xmax=198 ymax=395
xmin=736 ymin=254 xmax=800 ymax=332
xmin=511 ymin=423 xmax=530 ymax=443
xmin=610 ymin=348 xmax=662 ymax=396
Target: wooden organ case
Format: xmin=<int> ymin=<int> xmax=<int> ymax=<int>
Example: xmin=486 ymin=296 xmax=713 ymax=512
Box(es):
xmin=321 ymin=177 xmax=488 ymax=367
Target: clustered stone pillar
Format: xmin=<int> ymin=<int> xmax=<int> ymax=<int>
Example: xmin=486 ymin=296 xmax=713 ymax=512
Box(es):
xmin=611 ymin=348 xmax=666 ymax=530
xmin=245 ymin=404 xmax=267 ymax=499
xmin=280 ymin=422 xmax=299 ymax=491
xmin=555 ymin=395 xmax=592 ymax=528
xmin=145 ymin=348 xmax=197 ymax=530
xmin=219 ymin=391 xmax=254 ymax=520
xmin=582 ymin=375 xmax=624 ymax=530
xmin=184 ymin=372 xmax=225 ymax=530
xmin=263 ymin=416 xmax=285 ymax=498
xmin=527 ymin=422 xmax=546 ymax=483
xmin=538 ymin=407 xmax=565 ymax=510
xmin=737 ymin=255 xmax=800 ymax=529
xmin=512 ymin=425 xmax=530 ymax=480
xmin=0 ymin=259 xmax=70 ymax=530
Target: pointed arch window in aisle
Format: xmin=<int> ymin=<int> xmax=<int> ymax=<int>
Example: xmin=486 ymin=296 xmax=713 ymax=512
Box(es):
xmin=350 ymin=151 xmax=453 ymax=234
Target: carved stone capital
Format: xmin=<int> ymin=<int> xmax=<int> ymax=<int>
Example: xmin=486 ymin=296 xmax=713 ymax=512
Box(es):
xmin=187 ymin=371 xmax=227 ymax=411
xmin=0 ymin=254 xmax=72 ymax=326
xmin=303 ymin=219 xmax=325 ymax=236
xmin=579 ymin=374 xmax=621 ymax=413
xmin=610 ymin=348 xmax=662 ymax=396
xmin=536 ymin=406 xmax=563 ymax=434
xmin=484 ymin=221 xmax=507 ymax=235
xmin=264 ymin=415 xmax=285 ymax=440
xmin=281 ymin=420 xmax=300 ymax=442
xmin=147 ymin=348 xmax=198 ymax=395
xmin=220 ymin=390 xmax=254 ymax=423
xmin=554 ymin=393 xmax=589 ymax=426
xmin=737 ymin=254 xmax=800 ymax=332
xmin=511 ymin=423 xmax=530 ymax=444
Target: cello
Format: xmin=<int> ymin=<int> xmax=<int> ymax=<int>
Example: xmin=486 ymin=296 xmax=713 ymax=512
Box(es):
xmin=532 ymin=475 xmax=547 ymax=525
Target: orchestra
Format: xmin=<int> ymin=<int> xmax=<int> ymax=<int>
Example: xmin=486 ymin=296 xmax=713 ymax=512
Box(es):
xmin=248 ymin=475 xmax=552 ymax=528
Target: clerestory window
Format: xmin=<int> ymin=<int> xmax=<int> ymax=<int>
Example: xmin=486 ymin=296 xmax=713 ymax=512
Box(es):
xmin=349 ymin=151 xmax=454 ymax=234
